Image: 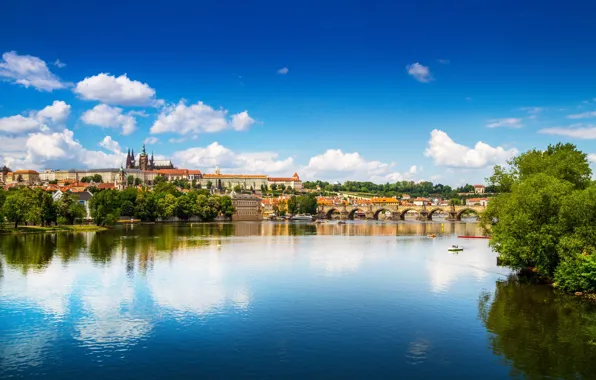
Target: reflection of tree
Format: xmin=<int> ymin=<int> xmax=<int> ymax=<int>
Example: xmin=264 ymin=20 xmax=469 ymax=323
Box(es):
xmin=478 ymin=276 xmax=596 ymax=379
xmin=55 ymin=233 xmax=86 ymax=263
xmin=87 ymin=232 xmax=119 ymax=263
xmin=0 ymin=235 xmax=56 ymax=273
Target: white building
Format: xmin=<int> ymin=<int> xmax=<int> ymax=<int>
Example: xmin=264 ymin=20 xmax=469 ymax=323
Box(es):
xmin=466 ymin=197 xmax=489 ymax=207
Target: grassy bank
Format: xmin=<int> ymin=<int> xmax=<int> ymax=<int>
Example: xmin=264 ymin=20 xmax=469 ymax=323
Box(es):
xmin=0 ymin=225 xmax=108 ymax=235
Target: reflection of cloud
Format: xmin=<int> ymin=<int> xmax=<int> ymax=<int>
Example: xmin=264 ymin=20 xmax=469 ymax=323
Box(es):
xmin=426 ymin=242 xmax=498 ymax=293
xmin=147 ymin=249 xmax=250 ymax=315
xmin=75 ymin=279 xmax=151 ymax=348
xmin=0 ymin=258 xmax=77 ymax=315
xmin=309 ymin=244 xmax=364 ymax=276
xmin=0 ymin=329 xmax=56 ymax=372
xmin=405 ymin=337 xmax=431 ymax=365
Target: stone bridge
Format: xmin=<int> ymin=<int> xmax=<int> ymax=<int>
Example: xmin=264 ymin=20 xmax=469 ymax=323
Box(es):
xmin=317 ymin=204 xmax=485 ymax=221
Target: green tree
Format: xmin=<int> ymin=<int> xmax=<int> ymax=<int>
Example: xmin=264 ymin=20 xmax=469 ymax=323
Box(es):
xmin=3 ymin=190 xmax=28 ymax=228
xmin=89 ymin=189 xmax=120 ymax=226
xmin=153 ymin=175 xmax=166 ymax=185
xmin=298 ymin=193 xmax=318 ymax=214
xmin=174 ymin=194 xmax=195 ymax=220
xmin=217 ymin=196 xmax=235 ymax=218
xmin=134 ymin=177 xmax=142 ymax=186
xmin=206 ymin=180 xmax=213 ymax=190
xmin=56 ymin=193 xmax=85 ymax=225
xmin=287 ymin=195 xmax=298 ymax=215
xmin=127 ymin=175 xmax=135 ymax=186
xmin=233 ymin=185 xmax=242 ymax=193
xmin=134 ymin=191 xmax=158 ymax=222
xmin=120 ymin=200 xmax=135 ymax=216
xmin=154 ymin=181 xmax=180 ymax=197
xmin=157 ymin=193 xmax=177 ymax=219
xmin=92 ymin=174 xmax=103 ymax=183
xmin=270 ymin=184 xmax=278 ymax=191
xmin=195 ymin=194 xmax=220 ymax=220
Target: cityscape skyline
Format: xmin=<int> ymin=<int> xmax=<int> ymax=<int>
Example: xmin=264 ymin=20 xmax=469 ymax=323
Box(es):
xmin=1 ymin=0 xmax=596 ymax=186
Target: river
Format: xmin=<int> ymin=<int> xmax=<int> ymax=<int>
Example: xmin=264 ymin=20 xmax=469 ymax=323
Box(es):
xmin=1 ymin=221 xmax=595 ymax=379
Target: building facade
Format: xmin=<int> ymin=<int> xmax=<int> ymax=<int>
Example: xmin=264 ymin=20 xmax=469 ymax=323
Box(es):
xmin=125 ymin=144 xmax=174 ymax=171
xmin=231 ymin=194 xmax=262 ymax=221
xmin=268 ymin=173 xmax=303 ymax=191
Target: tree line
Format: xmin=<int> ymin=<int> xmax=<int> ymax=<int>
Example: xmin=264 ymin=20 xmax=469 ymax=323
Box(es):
xmin=302 ymin=180 xmax=496 ymax=198
xmin=0 ymin=188 xmax=86 ymax=228
xmin=272 ymin=194 xmax=318 ymax=216
xmin=481 ymin=143 xmax=596 ymax=293
xmin=0 ymin=181 xmax=235 ymax=228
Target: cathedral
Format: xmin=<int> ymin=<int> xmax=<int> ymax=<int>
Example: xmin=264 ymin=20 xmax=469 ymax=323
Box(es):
xmin=125 ymin=144 xmax=174 ymax=171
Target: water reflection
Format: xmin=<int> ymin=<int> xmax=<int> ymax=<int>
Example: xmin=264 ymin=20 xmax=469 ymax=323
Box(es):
xmin=479 ymin=276 xmax=596 ymax=379
xmin=0 ymin=222 xmax=594 ymax=379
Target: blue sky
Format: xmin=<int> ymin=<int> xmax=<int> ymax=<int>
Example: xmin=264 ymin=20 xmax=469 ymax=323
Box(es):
xmin=1 ymin=0 xmax=595 ymax=186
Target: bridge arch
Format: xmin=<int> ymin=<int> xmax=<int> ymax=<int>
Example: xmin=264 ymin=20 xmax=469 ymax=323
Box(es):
xmin=325 ymin=208 xmax=341 ymax=219
xmin=427 ymin=208 xmax=448 ymax=220
xmin=399 ymin=208 xmax=419 ymax=220
xmin=456 ymin=208 xmax=480 ymax=220
xmin=373 ymin=208 xmax=392 ymax=220
xmin=348 ymin=208 xmax=367 ymax=220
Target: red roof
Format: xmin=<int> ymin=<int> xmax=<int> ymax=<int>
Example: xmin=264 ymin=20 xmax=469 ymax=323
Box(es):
xmin=98 ymin=183 xmax=116 ymax=190
xmin=473 ymin=184 xmax=485 ymax=188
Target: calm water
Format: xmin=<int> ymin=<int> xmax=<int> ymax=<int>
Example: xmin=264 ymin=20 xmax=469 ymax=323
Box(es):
xmin=1 ymin=222 xmax=595 ymax=379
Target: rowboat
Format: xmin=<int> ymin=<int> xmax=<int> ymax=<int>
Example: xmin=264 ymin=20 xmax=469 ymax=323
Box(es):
xmin=448 ymin=245 xmax=464 ymax=252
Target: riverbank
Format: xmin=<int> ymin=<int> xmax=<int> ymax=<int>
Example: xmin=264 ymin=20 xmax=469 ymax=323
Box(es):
xmin=0 ymin=225 xmax=108 ymax=234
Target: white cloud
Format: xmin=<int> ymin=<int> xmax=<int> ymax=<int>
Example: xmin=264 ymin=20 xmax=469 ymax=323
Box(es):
xmin=53 ymin=59 xmax=66 ymax=68
xmin=0 ymin=51 xmax=67 ymax=91
xmin=172 ymin=142 xmax=294 ymax=174
xmin=0 ymin=101 xmax=71 ymax=135
xmin=34 ymin=100 xmax=71 ymax=125
xmin=437 ymin=59 xmax=450 ymax=64
xmin=230 ymin=111 xmax=255 ymax=131
xmin=0 ymin=115 xmax=41 ymax=134
xmin=424 ymin=129 xmax=518 ymax=169
xmin=486 ymin=118 xmax=524 ymax=128
xmin=519 ymin=107 xmax=543 ymax=114
xmin=277 ymin=67 xmax=289 ymax=75
xmin=539 ymin=125 xmax=596 ymax=139
xmin=588 ymin=154 xmax=596 ymax=163
xmin=169 ymin=137 xmax=185 ymax=143
xmin=4 ymin=129 xmax=124 ymax=170
xmin=151 ymin=100 xmax=256 ymax=135
xmin=406 ymin=62 xmax=432 ymax=83
xmin=144 ymin=137 xmax=159 ymax=145
xmin=567 ymin=111 xmax=596 ymax=119
xmin=99 ymin=136 xmax=122 ymax=154
xmin=81 ymin=104 xmax=137 ymax=135
xmin=74 ymin=73 xmax=156 ymax=106
xmin=301 ymin=149 xmax=416 ymax=182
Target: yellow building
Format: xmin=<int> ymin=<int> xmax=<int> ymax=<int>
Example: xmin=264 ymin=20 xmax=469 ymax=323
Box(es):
xmin=9 ymin=170 xmax=40 ymax=185
xmin=201 ymin=166 xmax=268 ymax=191
xmin=268 ymin=173 xmax=303 ymax=191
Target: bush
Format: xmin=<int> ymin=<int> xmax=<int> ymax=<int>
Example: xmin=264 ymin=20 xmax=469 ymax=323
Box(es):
xmin=554 ymin=253 xmax=596 ymax=292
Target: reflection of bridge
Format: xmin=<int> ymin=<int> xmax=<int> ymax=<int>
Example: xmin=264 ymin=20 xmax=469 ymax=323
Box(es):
xmin=317 ymin=204 xmax=485 ymax=221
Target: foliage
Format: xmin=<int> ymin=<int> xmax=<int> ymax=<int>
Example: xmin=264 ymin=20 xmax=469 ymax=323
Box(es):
xmin=217 ymin=196 xmax=235 ymax=218
xmin=81 ymin=174 xmax=103 ymax=183
xmin=302 ymin=180 xmax=465 ymax=198
xmin=134 ymin=177 xmax=142 ymax=186
xmin=127 ymin=175 xmax=135 ymax=186
xmin=153 ymin=175 xmax=166 ymax=186
xmin=135 ymin=191 xmax=158 ymax=222
xmin=2 ymin=188 xmax=57 ymax=228
xmin=157 ymin=193 xmax=177 ymax=219
xmin=287 ymin=196 xmax=298 ymax=215
xmin=89 ymin=189 xmax=120 ymax=226
xmin=484 ymin=143 xmax=596 ymax=291
xmin=297 ymin=193 xmax=318 ymax=214
xmin=554 ymin=253 xmax=596 ymax=292
xmin=56 ymin=193 xmax=85 ymax=224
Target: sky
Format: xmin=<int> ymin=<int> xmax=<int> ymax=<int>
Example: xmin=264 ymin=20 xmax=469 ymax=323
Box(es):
xmin=1 ymin=0 xmax=596 ymax=186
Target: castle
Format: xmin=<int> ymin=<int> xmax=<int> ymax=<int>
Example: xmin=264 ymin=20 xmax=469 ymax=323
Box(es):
xmin=125 ymin=144 xmax=174 ymax=171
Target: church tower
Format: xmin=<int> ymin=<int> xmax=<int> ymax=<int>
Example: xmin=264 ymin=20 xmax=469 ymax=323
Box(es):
xmin=139 ymin=144 xmax=149 ymax=171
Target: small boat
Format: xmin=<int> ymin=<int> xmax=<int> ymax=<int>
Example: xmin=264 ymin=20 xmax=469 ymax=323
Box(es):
xmin=337 ymin=220 xmax=346 ymax=224
xmin=448 ymin=245 xmax=464 ymax=252
xmin=291 ymin=214 xmax=313 ymax=221
xmin=427 ymin=234 xmax=436 ymax=238
xmin=314 ymin=219 xmax=326 ymax=224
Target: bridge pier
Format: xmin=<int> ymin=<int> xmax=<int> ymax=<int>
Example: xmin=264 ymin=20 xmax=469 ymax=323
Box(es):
xmin=417 ymin=211 xmax=429 ymax=221
xmin=365 ymin=211 xmax=375 ymax=220
xmin=446 ymin=212 xmax=459 ymax=221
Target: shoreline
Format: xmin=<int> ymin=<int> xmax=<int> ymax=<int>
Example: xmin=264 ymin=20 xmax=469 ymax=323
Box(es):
xmin=0 ymin=225 xmax=108 ymax=235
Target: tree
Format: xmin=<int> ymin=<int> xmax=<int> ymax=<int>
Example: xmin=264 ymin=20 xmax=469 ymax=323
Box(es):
xmin=3 ymin=191 xmax=28 ymax=228
xmin=56 ymin=193 xmax=85 ymax=225
xmin=233 ymin=185 xmax=242 ymax=193
xmin=89 ymin=189 xmax=120 ymax=226
xmin=280 ymin=184 xmax=286 ymax=192
xmin=174 ymin=194 xmax=195 ymax=220
xmin=298 ymin=193 xmax=318 ymax=215
xmin=195 ymin=194 xmax=219 ymax=220
xmin=206 ymin=180 xmax=213 ymax=190
xmin=134 ymin=191 xmax=158 ymax=222
xmin=270 ymin=184 xmax=278 ymax=191
xmin=120 ymin=200 xmax=135 ymax=216
xmin=92 ymin=174 xmax=103 ymax=183
xmin=217 ymin=196 xmax=235 ymax=218
xmin=157 ymin=193 xmax=177 ymax=219
xmin=287 ymin=195 xmax=298 ymax=215
xmin=154 ymin=181 xmax=180 ymax=197
xmin=127 ymin=175 xmax=134 ymax=186
xmin=134 ymin=178 xmax=142 ymax=186
xmin=153 ymin=175 xmax=166 ymax=186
